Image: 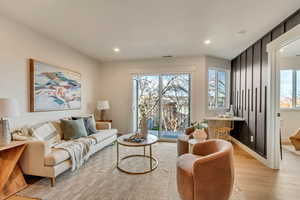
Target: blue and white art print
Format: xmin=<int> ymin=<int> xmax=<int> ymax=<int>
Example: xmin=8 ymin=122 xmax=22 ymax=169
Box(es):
xmin=30 ymin=59 xmax=81 ymax=112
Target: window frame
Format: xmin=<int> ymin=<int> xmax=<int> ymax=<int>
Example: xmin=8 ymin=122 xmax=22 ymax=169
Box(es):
xmin=207 ymin=67 xmax=230 ymax=111
xmin=280 ymin=68 xmax=300 ymax=110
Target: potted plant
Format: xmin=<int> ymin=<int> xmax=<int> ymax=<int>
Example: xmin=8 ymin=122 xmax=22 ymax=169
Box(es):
xmin=191 ymin=121 xmax=208 ymax=141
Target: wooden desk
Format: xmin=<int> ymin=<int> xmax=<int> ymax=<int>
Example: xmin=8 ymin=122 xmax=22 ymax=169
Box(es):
xmin=204 ymin=116 xmax=245 ymax=139
xmin=204 ymin=116 xmax=245 ymax=121
xmin=0 ymin=141 xmax=27 ymax=200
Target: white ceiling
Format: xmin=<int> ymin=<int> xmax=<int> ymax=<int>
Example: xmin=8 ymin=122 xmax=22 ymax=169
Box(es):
xmin=0 ymin=0 xmax=300 ymax=62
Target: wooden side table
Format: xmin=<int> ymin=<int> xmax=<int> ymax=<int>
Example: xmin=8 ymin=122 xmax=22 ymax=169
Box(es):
xmin=0 ymin=141 xmax=27 ymax=200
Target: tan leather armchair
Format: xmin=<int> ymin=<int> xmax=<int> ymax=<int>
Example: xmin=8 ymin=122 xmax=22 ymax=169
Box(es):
xmin=177 ymin=126 xmax=195 ymax=156
xmin=177 ymin=125 xmax=208 ymax=156
xmin=177 ymin=139 xmax=234 ymax=200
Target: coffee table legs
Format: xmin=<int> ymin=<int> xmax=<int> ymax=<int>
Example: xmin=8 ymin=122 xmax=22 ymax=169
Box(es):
xmin=116 ymin=144 xmax=158 ymax=174
xmin=117 ymin=142 xmax=119 ymax=166
xmin=149 ymin=145 xmax=152 ymax=171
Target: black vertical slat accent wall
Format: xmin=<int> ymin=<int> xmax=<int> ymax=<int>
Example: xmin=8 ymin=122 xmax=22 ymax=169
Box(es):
xmin=236 ymin=56 xmax=242 ymax=117
xmin=253 ymin=41 xmax=261 ymax=152
xmin=246 ymin=47 xmax=253 ymax=148
xmin=230 ymin=9 xmax=300 ymax=158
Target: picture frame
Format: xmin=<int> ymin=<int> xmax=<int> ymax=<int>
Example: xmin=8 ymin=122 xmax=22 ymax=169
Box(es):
xmin=29 ymin=59 xmax=82 ymax=112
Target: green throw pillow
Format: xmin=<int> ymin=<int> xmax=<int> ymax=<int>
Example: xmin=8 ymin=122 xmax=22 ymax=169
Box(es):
xmin=61 ymin=119 xmax=88 ymax=140
xmin=72 ymin=116 xmax=97 ymax=135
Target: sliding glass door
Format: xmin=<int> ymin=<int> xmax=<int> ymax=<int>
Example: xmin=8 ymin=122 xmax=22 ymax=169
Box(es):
xmin=135 ymin=75 xmax=160 ymax=137
xmin=133 ymin=73 xmax=191 ymax=140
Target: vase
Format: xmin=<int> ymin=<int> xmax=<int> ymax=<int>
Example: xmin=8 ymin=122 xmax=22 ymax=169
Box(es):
xmin=140 ymin=117 xmax=148 ymax=139
xmin=0 ymin=119 xmax=11 ymax=146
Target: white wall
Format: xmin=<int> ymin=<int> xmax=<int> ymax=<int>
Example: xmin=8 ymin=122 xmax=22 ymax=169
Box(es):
xmin=98 ymin=56 xmax=230 ymax=133
xmin=0 ymin=15 xmax=101 ymax=128
xmin=280 ymin=56 xmax=300 ymax=142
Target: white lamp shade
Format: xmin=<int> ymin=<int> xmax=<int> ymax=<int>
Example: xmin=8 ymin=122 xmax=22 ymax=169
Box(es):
xmin=97 ymin=100 xmax=110 ymax=110
xmin=0 ymin=98 xmax=20 ymax=118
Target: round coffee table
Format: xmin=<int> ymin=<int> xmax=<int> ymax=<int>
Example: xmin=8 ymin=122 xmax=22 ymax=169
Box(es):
xmin=116 ymin=133 xmax=158 ymax=174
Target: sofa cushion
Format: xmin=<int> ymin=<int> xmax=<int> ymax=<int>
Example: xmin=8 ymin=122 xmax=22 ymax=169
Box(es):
xmin=44 ymin=148 xmax=70 ymax=166
xmin=72 ymin=115 xmax=97 ymax=135
xmin=30 ymin=122 xmax=60 ymax=147
xmin=91 ymin=129 xmax=117 ymax=143
xmin=61 ymin=119 xmax=88 ymax=140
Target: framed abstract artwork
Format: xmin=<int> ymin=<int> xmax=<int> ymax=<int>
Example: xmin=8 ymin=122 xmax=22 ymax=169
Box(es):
xmin=29 ymin=59 xmax=81 ymax=112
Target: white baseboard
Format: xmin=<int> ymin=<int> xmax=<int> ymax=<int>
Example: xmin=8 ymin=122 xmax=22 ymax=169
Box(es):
xmin=230 ymin=136 xmax=269 ymax=167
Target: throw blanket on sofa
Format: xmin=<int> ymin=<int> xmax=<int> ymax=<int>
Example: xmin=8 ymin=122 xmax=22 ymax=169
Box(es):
xmin=53 ymin=137 xmax=97 ymax=171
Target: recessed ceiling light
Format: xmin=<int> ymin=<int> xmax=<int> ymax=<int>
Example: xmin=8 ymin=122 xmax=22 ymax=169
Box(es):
xmin=237 ymin=30 xmax=247 ymax=35
xmin=162 ymin=55 xmax=173 ymax=58
xmin=279 ymin=48 xmax=284 ymax=52
xmin=113 ymin=47 xmax=120 ymax=52
xmin=204 ymin=40 xmax=211 ymax=45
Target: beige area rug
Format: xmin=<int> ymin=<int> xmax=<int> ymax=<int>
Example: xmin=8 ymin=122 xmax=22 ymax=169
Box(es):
xmin=18 ymin=142 xmax=244 ymax=200
xmin=282 ymin=144 xmax=300 ymax=156
xmin=7 ymin=195 xmax=40 ymax=200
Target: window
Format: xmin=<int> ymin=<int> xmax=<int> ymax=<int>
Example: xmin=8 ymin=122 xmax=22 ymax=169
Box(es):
xmin=280 ymin=70 xmax=293 ymax=108
xmin=280 ymin=69 xmax=300 ymax=109
xmin=208 ymin=68 xmax=230 ymax=110
xmin=133 ymin=73 xmax=191 ymax=140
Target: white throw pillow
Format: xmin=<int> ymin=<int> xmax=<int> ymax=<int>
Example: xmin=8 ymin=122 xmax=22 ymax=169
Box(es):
xmin=30 ymin=122 xmax=60 ymax=146
xmin=12 ymin=128 xmax=38 ymax=141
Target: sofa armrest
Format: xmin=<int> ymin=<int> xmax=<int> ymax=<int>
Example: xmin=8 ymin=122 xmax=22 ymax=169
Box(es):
xmin=96 ymin=122 xmax=111 ymax=130
xmin=19 ymin=140 xmax=51 ymax=175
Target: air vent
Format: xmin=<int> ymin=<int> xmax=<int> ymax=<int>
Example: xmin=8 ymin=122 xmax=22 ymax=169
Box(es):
xmin=162 ymin=55 xmax=173 ymax=58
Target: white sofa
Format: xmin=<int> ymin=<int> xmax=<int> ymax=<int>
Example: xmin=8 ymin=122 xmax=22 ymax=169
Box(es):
xmin=19 ymin=121 xmax=117 ymax=186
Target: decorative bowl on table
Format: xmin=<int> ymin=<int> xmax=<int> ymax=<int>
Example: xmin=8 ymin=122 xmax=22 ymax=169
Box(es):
xmin=124 ymin=133 xmax=145 ymax=143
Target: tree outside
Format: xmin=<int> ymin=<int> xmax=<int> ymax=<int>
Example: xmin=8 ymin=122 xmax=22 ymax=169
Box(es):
xmin=134 ymin=74 xmax=190 ymax=139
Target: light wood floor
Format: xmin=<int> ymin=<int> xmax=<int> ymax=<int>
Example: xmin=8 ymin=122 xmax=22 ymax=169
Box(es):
xmin=234 ymin=144 xmax=300 ymax=200
xmin=17 ymin=142 xmax=300 ymax=200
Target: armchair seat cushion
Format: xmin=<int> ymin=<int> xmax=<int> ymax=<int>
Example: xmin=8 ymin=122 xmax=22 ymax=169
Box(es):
xmin=91 ymin=129 xmax=117 ymax=143
xmin=44 ymin=149 xmax=70 ymax=166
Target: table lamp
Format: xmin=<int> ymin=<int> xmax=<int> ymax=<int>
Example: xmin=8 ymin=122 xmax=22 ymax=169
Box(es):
xmin=0 ymin=98 xmax=20 ymax=145
xmin=97 ymin=100 xmax=110 ymax=120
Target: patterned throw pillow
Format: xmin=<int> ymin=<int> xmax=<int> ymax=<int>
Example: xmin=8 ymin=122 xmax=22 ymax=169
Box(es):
xmin=51 ymin=121 xmax=64 ymax=140
xmin=30 ymin=122 xmax=60 ymax=146
xmin=72 ymin=115 xmax=97 ymax=135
